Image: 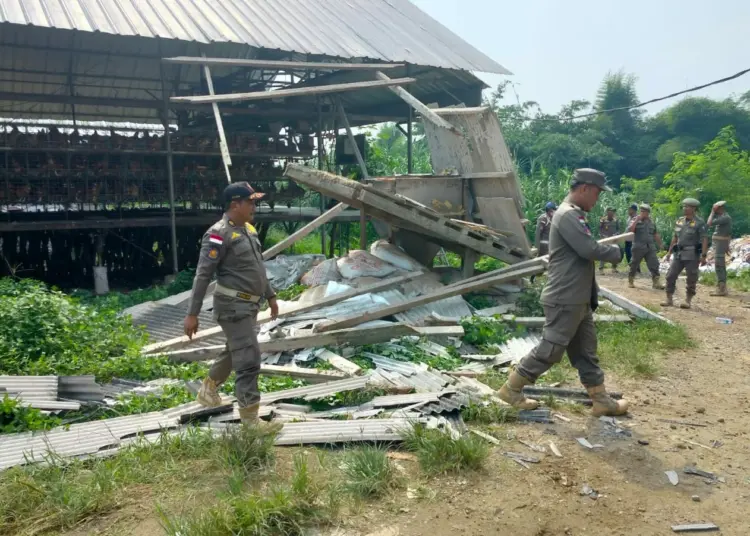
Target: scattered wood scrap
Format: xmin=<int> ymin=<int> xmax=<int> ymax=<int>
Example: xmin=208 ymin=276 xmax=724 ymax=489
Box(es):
xmin=599 ymin=286 xmax=673 ymax=324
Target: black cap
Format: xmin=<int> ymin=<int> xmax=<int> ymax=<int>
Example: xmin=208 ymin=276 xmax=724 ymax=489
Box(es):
xmin=629 ymin=203 xmax=638 ymax=211
xmin=223 ymin=181 xmax=265 ymax=204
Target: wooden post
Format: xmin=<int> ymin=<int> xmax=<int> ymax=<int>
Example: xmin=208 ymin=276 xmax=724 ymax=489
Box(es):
xmin=263 ymin=202 xmax=347 ymax=260
xmin=374 ymin=71 xmax=461 ymax=135
xmin=316 ymin=95 xmax=326 ymax=256
xmin=406 ymin=64 xmax=413 ymax=174
xmin=201 ymin=53 xmax=232 ymax=183
xmin=159 ymin=61 xmax=179 ymax=274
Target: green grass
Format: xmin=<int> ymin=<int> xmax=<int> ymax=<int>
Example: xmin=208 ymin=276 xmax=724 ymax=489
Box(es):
xmin=700 ymin=269 xmax=750 ymax=292
xmin=276 ymin=284 xmax=308 ymax=302
xmin=265 ymin=227 xmax=323 ymax=256
xmin=598 ymin=319 xmax=694 ymax=377
xmin=218 ymin=423 xmax=281 ymax=475
xmin=401 ymin=426 xmax=489 ymax=476
xmin=341 ymin=447 xmax=399 ymax=499
xmin=461 ymin=401 xmax=518 ymax=424
xmin=161 ymin=453 xmax=339 ymax=536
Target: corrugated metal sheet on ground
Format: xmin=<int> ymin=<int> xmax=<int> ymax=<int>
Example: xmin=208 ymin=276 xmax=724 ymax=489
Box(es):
xmin=375 ymin=288 xmax=472 ymax=327
xmin=0 ymin=376 xmax=57 ymax=402
xmin=496 ymin=334 xmax=541 ymax=365
xmin=124 ymin=302 xmax=224 ymax=347
xmin=0 ymin=401 xmax=230 ymax=470
xmin=274 ymin=418 xmax=416 ymax=446
xmin=260 ymin=376 xmax=371 ymax=405
xmin=362 ymin=353 xmax=420 ymax=376
xmin=59 ymin=376 xmax=103 ymax=402
xmin=371 ymin=392 xmax=444 ymax=408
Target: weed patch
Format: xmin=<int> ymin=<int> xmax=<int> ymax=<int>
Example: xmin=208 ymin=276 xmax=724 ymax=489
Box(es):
xmin=401 ymin=426 xmax=489 ymax=475
xmin=341 ymin=447 xmax=399 ymax=499
xmin=598 ymin=319 xmax=693 ymax=377
xmin=462 ymin=401 xmax=518 ymax=424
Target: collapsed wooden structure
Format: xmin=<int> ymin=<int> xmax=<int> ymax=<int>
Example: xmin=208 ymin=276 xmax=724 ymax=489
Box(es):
xmin=0 ymin=0 xmax=511 ymax=287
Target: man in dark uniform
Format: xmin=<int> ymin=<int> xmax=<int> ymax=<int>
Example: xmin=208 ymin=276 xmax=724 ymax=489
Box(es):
xmin=535 ymin=202 xmax=557 ymax=257
xmin=627 ymin=204 xmax=664 ymax=289
xmin=498 ymin=168 xmax=628 ymax=417
xmin=707 ymin=201 xmax=732 ymax=297
xmin=624 ymin=204 xmax=638 ymax=270
xmin=662 ymin=198 xmax=708 ymax=310
xmin=598 ymin=207 xmax=621 ymax=273
xmin=184 ymin=182 xmax=279 ymax=425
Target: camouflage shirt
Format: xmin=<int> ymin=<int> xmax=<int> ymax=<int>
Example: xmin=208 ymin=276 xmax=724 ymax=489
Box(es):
xmin=187 ymin=214 xmax=274 ymax=316
xmin=541 ymin=199 xmax=622 ymax=305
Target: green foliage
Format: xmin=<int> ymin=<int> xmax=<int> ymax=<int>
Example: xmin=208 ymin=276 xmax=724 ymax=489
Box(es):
xmin=306 ymin=388 xmax=387 ymax=412
xmin=461 ymin=401 xmax=518 ymax=425
xmin=0 ymin=395 xmax=61 ymax=433
xmin=72 ymin=269 xmax=195 ymax=311
xmin=364 ymin=123 xmax=432 ymax=176
xmin=514 ymin=284 xmax=545 ymax=317
xmin=401 ymin=426 xmax=489 ymax=476
xmin=465 ymin=293 xmax=495 ymax=310
xmin=460 ymin=317 xmax=520 ymax=351
xmin=701 ymin=269 xmax=750 ymax=292
xmin=597 ymin=319 xmax=693 ymax=377
xmin=341 ymin=447 xmax=399 ymax=498
xmin=276 ymin=284 xmax=308 ymax=301
xmin=474 ymin=256 xmax=506 ymax=272
xmin=0 ymin=278 xmax=148 ymax=381
xmin=218 ymin=423 xmax=280 ymax=475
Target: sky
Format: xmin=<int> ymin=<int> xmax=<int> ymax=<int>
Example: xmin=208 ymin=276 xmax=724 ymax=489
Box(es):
xmin=411 ymin=0 xmax=750 ymax=115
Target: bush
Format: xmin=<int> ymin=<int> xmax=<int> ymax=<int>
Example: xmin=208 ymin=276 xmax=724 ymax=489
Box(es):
xmin=0 ymin=395 xmax=61 ymax=433
xmin=0 ymin=278 xmax=147 ymax=380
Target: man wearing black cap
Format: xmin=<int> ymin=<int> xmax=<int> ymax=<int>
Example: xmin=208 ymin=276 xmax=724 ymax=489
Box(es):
xmin=624 ymin=204 xmax=638 ymax=270
xmin=498 ymin=168 xmax=628 ymax=417
xmin=184 ymin=182 xmax=279 ymax=425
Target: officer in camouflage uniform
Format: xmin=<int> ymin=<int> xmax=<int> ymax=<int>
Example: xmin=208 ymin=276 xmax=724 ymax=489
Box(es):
xmin=662 ymin=198 xmax=708 ymax=310
xmin=624 ymin=204 xmax=638 ymax=269
xmin=184 ymin=182 xmax=279 ymax=425
xmin=535 ymin=202 xmax=557 ymax=256
xmin=598 ymin=207 xmax=621 ymax=273
xmin=627 ymin=203 xmax=664 ymax=289
xmin=498 ymin=168 xmax=629 ymax=417
xmin=707 ymin=201 xmax=732 ymax=297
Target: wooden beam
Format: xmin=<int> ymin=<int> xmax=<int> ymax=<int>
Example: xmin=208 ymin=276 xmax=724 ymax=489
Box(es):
xmin=598 ymin=287 xmax=673 ymax=324
xmin=163 ymin=57 xmax=404 ymax=71
xmin=260 ymin=364 xmax=346 ymax=383
xmin=141 ymin=271 xmax=425 ymax=354
xmin=317 ymin=350 xmax=363 ymax=376
xmin=170 ymin=77 xmax=417 ymax=105
xmin=201 ymin=54 xmax=232 ymax=182
xmin=317 ymin=263 xmax=545 ymax=332
xmin=262 ymin=202 xmax=348 ymax=260
xmin=374 ymin=71 xmax=461 ymax=135
xmin=262 ymin=323 xmax=418 ymax=353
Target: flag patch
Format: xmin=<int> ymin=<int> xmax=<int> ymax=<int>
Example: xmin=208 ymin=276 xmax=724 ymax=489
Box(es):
xmin=578 ymin=216 xmax=592 ymax=235
xmin=209 ymin=234 xmax=223 ymax=245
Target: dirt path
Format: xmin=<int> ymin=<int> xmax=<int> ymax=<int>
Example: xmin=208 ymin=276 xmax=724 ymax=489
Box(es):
xmin=360 ymin=275 xmax=750 ymax=536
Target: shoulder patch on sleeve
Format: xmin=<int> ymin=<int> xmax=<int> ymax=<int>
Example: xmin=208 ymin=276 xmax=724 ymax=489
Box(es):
xmin=209 ymin=233 xmax=224 ymax=245
xmin=208 ymin=248 xmax=218 ymax=259
xmin=577 ymin=215 xmax=592 ymax=235
xmin=231 ymin=231 xmax=242 ymax=240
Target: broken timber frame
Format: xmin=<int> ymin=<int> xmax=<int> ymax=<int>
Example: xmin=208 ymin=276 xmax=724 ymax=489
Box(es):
xmin=336 ymin=97 xmax=370 ymax=248
xmin=374 ymin=71 xmax=461 ymax=135
xmin=141 ymin=271 xmax=425 ymax=354
xmin=317 ymin=263 xmax=545 ymax=332
xmin=262 ymin=202 xmax=348 ymax=260
xmin=170 ymin=78 xmax=417 ymax=105
xmin=201 ymin=53 xmax=232 ymax=183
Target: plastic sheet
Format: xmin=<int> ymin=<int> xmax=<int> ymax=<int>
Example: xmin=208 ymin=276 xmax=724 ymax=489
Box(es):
xmin=370 ymin=239 xmax=426 ymax=272
xmin=265 ymin=254 xmax=325 ymax=290
xmin=301 ymin=258 xmax=341 ymax=287
xmin=337 ymin=250 xmax=399 ymax=279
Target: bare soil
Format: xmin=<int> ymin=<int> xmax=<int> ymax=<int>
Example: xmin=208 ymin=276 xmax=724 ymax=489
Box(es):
xmin=61 ymin=275 xmax=750 ymax=536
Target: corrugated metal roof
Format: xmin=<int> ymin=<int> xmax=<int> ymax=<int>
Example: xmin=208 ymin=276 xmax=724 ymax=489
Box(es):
xmin=124 ymin=302 xmax=224 ymax=347
xmin=274 ymin=418 xmax=415 ymax=446
xmin=0 ymin=0 xmax=509 ymax=74
xmin=259 ymin=375 xmax=371 ymax=405
xmin=0 ymin=376 xmax=58 ymax=402
xmin=495 ymin=334 xmax=541 ymax=366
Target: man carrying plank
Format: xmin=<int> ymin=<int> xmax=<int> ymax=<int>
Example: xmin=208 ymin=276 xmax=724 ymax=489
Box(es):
xmin=184 ymin=182 xmax=279 ymax=425
xmin=498 ymin=168 xmax=629 ymax=417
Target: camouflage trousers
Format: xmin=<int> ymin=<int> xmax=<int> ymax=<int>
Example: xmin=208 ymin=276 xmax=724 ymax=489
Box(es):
xmin=209 ymin=312 xmax=262 ymax=408
xmin=665 ymin=255 xmax=700 ymax=297
xmin=516 ymin=303 xmax=605 ymax=388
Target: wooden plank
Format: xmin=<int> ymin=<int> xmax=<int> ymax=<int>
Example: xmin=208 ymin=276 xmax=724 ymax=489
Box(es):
xmin=317 ymin=263 xmax=544 ymax=332
xmin=171 ymin=78 xmax=417 ymax=105
xmin=475 ymin=196 xmax=530 ymax=254
xmin=374 ymin=71 xmax=461 ymax=135
xmin=431 ymin=106 xmax=489 ymax=115
xmin=413 ymin=326 xmax=465 ymax=337
xmin=141 ymin=271 xmax=425 ymax=354
xmin=598 ymin=286 xmax=673 ymax=324
xmin=317 ymin=350 xmax=363 ymax=376
xmin=260 ymin=364 xmax=346 ymax=383
xmin=202 ymin=54 xmax=232 ymax=182
xmin=262 ymin=323 xmax=419 ymax=353
xmin=163 ymin=57 xmax=404 ymax=70
xmin=262 ymin=202 xmax=348 ymax=260
xmin=499 ymin=314 xmax=631 ymax=328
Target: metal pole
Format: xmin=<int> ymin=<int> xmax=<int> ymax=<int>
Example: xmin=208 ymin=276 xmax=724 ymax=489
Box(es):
xmin=160 ymin=60 xmax=179 ymax=274
xmin=336 ymin=97 xmax=369 ymax=249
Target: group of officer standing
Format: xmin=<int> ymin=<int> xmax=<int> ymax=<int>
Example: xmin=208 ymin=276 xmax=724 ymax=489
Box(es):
xmin=535 ymin=196 xmax=733 ymax=309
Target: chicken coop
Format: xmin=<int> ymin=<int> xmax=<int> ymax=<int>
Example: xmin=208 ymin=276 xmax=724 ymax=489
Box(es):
xmin=0 ymin=0 xmax=508 ymax=289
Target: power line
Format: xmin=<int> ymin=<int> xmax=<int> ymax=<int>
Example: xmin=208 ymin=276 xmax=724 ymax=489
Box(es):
xmin=547 ymin=66 xmax=750 ymax=121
